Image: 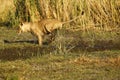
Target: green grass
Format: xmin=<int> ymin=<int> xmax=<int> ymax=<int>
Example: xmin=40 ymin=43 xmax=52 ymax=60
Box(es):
xmin=0 ymin=51 xmax=120 ymax=80
xmin=0 ymin=27 xmax=120 ymax=80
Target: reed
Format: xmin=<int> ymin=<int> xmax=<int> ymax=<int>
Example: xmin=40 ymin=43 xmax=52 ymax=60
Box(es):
xmin=0 ymin=0 xmax=119 ymax=28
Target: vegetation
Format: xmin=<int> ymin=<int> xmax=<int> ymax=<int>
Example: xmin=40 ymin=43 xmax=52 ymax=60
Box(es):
xmin=0 ymin=50 xmax=120 ymax=80
xmin=0 ymin=0 xmax=120 ymax=80
xmin=0 ymin=0 xmax=119 ymax=28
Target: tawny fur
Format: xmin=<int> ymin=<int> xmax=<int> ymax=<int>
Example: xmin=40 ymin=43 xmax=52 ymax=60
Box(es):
xmin=19 ymin=14 xmax=83 ymax=46
xmin=19 ymin=19 xmax=62 ymax=46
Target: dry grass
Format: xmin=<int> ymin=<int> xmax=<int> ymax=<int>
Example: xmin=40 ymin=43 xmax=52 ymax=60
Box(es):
xmin=0 ymin=50 xmax=120 ymax=80
xmin=72 ymin=56 xmax=120 ymax=67
xmin=0 ymin=0 xmax=119 ymax=29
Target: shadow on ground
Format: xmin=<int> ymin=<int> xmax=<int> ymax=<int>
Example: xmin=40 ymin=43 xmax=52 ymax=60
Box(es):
xmin=4 ymin=39 xmax=38 ymax=44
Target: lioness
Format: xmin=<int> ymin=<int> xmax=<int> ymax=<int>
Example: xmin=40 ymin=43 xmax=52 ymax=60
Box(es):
xmin=18 ymin=13 xmax=83 ymax=46
xmin=19 ymin=19 xmax=63 ymax=46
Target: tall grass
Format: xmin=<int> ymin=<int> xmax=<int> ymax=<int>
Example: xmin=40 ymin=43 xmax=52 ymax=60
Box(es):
xmin=0 ymin=0 xmax=119 ymax=28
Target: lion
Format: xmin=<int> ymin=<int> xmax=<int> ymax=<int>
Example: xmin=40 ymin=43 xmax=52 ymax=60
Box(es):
xmin=18 ymin=19 xmax=62 ymax=46
xmin=18 ymin=12 xmax=84 ymax=46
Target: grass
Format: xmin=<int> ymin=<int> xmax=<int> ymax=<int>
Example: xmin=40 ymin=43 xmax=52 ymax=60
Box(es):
xmin=0 ymin=0 xmax=119 ymax=28
xmin=0 ymin=27 xmax=120 ymax=80
xmin=0 ymin=0 xmax=120 ymax=79
xmin=0 ymin=51 xmax=120 ymax=80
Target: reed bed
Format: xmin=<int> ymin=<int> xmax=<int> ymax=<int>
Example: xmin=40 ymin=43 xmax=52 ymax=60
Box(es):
xmin=0 ymin=0 xmax=119 ymax=29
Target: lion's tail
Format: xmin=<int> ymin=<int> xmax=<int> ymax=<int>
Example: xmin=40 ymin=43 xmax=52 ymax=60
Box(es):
xmin=62 ymin=11 xmax=84 ymax=24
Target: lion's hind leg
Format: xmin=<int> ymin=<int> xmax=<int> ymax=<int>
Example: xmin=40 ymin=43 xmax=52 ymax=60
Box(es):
xmin=49 ymin=29 xmax=58 ymax=42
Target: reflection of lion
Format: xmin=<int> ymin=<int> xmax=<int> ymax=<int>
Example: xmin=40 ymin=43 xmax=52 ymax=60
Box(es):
xmin=18 ymin=14 xmax=83 ymax=46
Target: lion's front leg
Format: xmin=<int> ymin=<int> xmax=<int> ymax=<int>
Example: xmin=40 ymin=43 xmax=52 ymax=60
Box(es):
xmin=37 ymin=35 xmax=43 ymax=46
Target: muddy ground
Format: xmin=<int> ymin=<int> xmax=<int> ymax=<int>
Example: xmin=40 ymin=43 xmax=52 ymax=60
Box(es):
xmin=0 ymin=27 xmax=120 ymax=61
xmin=0 ymin=39 xmax=120 ymax=61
